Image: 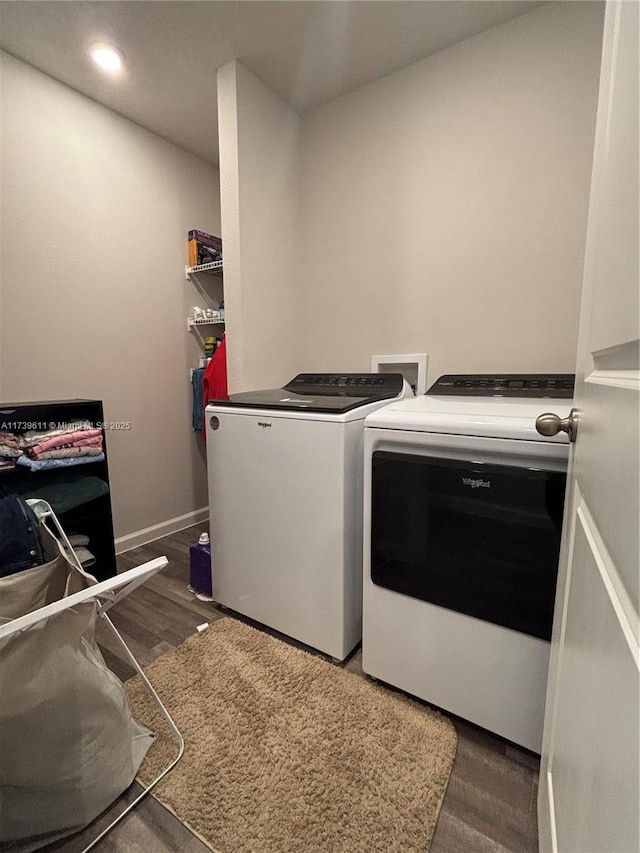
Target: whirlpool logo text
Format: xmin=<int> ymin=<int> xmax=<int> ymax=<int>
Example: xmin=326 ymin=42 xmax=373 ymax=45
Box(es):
xmin=462 ymin=477 xmax=491 ymax=489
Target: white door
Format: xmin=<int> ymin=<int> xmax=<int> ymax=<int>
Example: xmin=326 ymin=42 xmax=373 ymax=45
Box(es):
xmin=538 ymin=3 xmax=639 ymax=852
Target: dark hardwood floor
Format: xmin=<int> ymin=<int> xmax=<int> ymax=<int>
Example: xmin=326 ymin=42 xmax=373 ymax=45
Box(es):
xmin=43 ymin=524 xmax=539 ymax=853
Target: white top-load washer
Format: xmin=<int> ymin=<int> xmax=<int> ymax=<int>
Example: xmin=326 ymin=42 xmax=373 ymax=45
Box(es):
xmin=205 ymin=373 xmax=410 ymax=661
xmin=362 ymin=373 xmax=574 ymax=751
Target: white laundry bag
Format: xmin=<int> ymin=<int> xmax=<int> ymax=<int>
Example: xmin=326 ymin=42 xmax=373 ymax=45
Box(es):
xmin=0 ymin=523 xmax=155 ymax=852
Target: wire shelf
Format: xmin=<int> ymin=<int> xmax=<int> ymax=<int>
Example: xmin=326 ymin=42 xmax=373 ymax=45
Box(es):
xmin=187 ymin=316 xmax=225 ymax=330
xmin=185 ymin=261 xmax=223 ymax=278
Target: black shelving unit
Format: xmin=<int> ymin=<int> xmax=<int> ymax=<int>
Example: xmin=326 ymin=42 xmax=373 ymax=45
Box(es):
xmin=0 ymin=399 xmax=117 ymax=580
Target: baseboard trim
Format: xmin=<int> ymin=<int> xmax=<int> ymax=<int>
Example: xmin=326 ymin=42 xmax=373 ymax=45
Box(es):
xmin=115 ymin=507 xmax=209 ymax=554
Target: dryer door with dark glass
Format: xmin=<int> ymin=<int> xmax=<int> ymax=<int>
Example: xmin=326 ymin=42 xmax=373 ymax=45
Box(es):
xmin=370 ymin=450 xmax=566 ymax=640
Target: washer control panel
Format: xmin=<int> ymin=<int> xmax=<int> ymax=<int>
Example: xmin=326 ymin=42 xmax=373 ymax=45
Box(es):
xmin=285 ymin=373 xmax=404 ymax=394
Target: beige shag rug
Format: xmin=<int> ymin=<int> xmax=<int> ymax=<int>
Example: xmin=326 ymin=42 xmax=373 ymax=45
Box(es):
xmin=125 ymin=617 xmax=457 ymax=853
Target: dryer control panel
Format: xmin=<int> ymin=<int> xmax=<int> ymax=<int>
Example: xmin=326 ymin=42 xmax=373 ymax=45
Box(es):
xmin=428 ymin=374 xmax=575 ymax=398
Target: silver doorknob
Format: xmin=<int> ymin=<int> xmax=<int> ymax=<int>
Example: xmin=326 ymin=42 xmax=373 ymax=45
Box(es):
xmin=535 ymin=408 xmax=578 ymax=443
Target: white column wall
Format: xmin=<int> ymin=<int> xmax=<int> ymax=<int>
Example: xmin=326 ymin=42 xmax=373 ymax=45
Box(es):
xmin=217 ymin=60 xmax=301 ymax=393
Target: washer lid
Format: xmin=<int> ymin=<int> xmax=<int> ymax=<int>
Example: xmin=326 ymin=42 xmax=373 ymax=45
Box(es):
xmin=207 ymin=373 xmax=405 ymax=414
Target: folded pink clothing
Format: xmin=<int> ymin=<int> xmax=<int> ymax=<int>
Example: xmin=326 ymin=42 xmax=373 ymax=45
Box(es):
xmin=28 ymin=428 xmax=102 ymax=458
xmin=29 ymin=440 xmax=103 ymax=460
xmin=61 ymin=435 xmax=102 ymax=449
xmin=20 ymin=420 xmax=93 ymax=447
xmin=31 ymin=445 xmax=104 ymax=460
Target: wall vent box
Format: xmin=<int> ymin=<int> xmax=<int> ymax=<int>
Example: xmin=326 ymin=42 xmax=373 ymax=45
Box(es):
xmin=370 ymin=354 xmax=428 ymax=395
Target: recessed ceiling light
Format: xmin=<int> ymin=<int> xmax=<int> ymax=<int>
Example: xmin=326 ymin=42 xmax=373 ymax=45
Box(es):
xmin=90 ymin=43 xmax=124 ymax=72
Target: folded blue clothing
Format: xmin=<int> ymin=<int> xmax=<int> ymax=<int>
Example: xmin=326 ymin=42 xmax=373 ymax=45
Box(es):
xmin=16 ymin=453 xmax=105 ymax=472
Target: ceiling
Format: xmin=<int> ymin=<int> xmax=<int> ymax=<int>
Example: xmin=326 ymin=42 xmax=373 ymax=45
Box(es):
xmin=0 ymin=1 xmax=544 ymax=165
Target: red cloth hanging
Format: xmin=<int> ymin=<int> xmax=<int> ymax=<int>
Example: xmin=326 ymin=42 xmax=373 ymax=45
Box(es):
xmin=202 ymin=334 xmax=228 ymax=438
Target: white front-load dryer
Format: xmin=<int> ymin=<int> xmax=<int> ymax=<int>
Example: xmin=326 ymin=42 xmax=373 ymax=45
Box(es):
xmin=362 ymin=373 xmax=574 ymax=751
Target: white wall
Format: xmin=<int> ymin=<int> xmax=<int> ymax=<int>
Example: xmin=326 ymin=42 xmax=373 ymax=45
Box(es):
xmin=0 ymin=51 xmax=220 ymax=541
xmin=217 ymin=60 xmax=300 ymax=392
xmin=0 ymin=1 xmax=604 ymax=543
xmin=297 ymin=2 xmax=604 ymax=383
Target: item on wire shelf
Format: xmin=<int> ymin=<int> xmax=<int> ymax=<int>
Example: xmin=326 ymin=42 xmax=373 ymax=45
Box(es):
xmin=204 ymin=336 xmax=216 ymax=358
xmin=188 ymin=229 xmax=222 ymax=268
